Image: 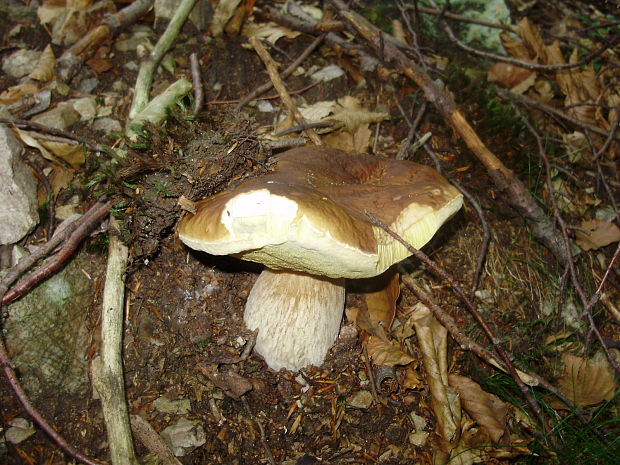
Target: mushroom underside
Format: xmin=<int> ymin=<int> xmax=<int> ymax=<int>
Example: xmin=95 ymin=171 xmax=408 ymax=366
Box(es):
xmin=244 ymin=269 xmax=346 ymax=371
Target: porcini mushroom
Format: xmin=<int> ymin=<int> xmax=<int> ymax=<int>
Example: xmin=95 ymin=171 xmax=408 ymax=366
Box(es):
xmin=179 ymin=146 xmax=462 ymax=371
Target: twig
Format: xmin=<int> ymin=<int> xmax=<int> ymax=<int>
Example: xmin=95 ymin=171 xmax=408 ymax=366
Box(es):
xmin=362 ymin=345 xmax=379 ymax=403
xmin=0 ymin=201 xmax=111 ymax=465
xmin=331 ymin=0 xmax=568 ymax=265
xmin=242 ymin=397 xmax=276 ymax=465
xmin=130 ymin=415 xmax=183 ymax=465
xmin=129 ymin=0 xmax=197 ymax=119
xmin=58 ymin=0 xmax=154 ymax=80
xmin=1 ymin=200 xmax=112 ymax=305
xmin=190 ymin=53 xmax=204 ymax=115
xmin=236 ymin=33 xmax=326 ymax=111
xmin=240 ymin=330 xmax=258 ymax=361
xmin=496 ymin=89 xmax=620 ymax=141
xmin=423 ymin=0 xmax=619 ymax=71
xmin=364 ymin=211 xmax=551 ymax=434
xmin=396 ymin=100 xmax=426 ymax=160
xmin=594 ymin=107 xmax=620 ymax=160
xmin=0 ymin=118 xmax=107 ymax=153
xmin=249 ymin=36 xmax=322 ymax=146
xmin=404 ymin=3 xmax=513 ymax=32
xmin=264 ymin=137 xmax=307 ymax=150
xmin=208 ymin=82 xmax=320 ymax=105
xmin=92 ymin=218 xmax=139 ymax=465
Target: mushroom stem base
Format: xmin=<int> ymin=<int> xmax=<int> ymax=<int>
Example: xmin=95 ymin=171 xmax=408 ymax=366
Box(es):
xmin=244 ymin=269 xmax=345 ymax=371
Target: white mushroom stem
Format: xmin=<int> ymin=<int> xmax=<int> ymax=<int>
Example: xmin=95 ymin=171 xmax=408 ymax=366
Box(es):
xmin=244 ymin=269 xmax=345 ymax=371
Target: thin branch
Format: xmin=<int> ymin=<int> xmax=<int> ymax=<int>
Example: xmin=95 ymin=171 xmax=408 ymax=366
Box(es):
xmin=496 ymin=89 xmax=620 ymax=141
xmin=190 ymin=53 xmax=204 ymax=115
xmin=93 ymin=218 xmax=139 ymax=465
xmin=22 ymin=158 xmax=55 ymax=240
xmin=249 ymin=36 xmax=322 ymax=145
xmin=236 ymin=33 xmax=326 ymax=111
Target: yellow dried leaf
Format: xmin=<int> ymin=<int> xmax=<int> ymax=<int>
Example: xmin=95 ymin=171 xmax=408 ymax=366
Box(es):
xmin=28 ymin=44 xmax=56 ymax=82
xmin=39 ymin=140 xmax=85 ymax=169
xmin=365 ymin=336 xmax=414 ymax=366
xmin=575 ymin=219 xmax=620 ymax=251
xmin=555 ymin=353 xmax=617 ymax=407
xmin=0 ymin=83 xmax=39 ymax=105
xmin=401 ymin=364 xmax=423 ymax=390
xmin=363 ymin=268 xmax=399 ymax=329
xmin=514 ymin=17 xmax=547 ymax=62
xmin=449 ymin=374 xmax=508 ymax=443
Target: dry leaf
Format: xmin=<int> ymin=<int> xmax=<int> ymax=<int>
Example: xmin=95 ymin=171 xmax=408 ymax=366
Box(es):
xmin=575 ymin=219 xmax=620 ymax=251
xmin=487 ymin=63 xmax=534 ymax=90
xmin=554 ymin=353 xmax=617 ymax=408
xmin=450 ymin=417 xmax=530 ymax=465
xmin=28 ymin=44 xmax=56 ymax=82
xmin=49 ymin=164 xmax=75 ymax=198
xmin=449 ymin=374 xmax=508 ymax=443
xmin=0 ymin=83 xmax=40 ymax=105
xmin=401 ymin=364 xmax=423 ymax=390
xmin=411 ymin=303 xmax=461 ymax=447
xmin=345 ymin=306 xmax=389 ymax=342
xmin=211 ymin=0 xmax=244 ymax=37
xmin=39 ymin=140 xmax=85 ymax=169
xmin=365 ymin=336 xmax=414 ymax=366
xmin=241 ymin=21 xmax=300 ymax=44
xmin=363 ymin=268 xmax=399 ymax=329
xmin=37 ymin=0 xmax=67 ymax=25
xmin=513 ymin=17 xmax=547 ymax=62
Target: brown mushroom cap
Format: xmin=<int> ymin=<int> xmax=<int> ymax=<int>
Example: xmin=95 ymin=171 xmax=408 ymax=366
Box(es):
xmin=179 ymin=146 xmax=462 ymax=278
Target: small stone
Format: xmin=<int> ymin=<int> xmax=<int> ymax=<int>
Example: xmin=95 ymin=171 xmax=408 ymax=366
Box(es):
xmin=408 ymin=431 xmax=429 ymax=447
xmin=70 ymin=97 xmax=97 ymax=121
xmin=2 ymin=49 xmax=41 ymax=78
xmin=409 ymin=412 xmax=427 ymax=431
xmin=160 ymin=417 xmax=206 ymax=457
xmin=32 ymin=104 xmax=80 ymax=130
xmin=346 ymin=390 xmax=373 ymax=409
xmin=310 ymin=64 xmax=345 ymax=82
xmin=92 ymin=117 xmax=122 ymax=133
xmin=76 ymin=77 xmax=100 ymax=94
xmin=5 ymin=418 xmax=36 ymax=444
xmin=153 ymin=396 xmax=191 ymax=415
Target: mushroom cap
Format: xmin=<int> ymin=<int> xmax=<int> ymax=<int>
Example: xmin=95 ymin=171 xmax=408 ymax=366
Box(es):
xmin=179 ymin=146 xmax=462 ymax=278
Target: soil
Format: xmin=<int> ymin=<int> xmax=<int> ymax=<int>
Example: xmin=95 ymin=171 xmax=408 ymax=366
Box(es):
xmin=1 ymin=1 xmax=619 ymax=465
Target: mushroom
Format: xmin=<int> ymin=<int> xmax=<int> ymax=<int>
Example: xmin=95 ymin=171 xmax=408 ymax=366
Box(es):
xmin=179 ymin=146 xmax=462 ymax=371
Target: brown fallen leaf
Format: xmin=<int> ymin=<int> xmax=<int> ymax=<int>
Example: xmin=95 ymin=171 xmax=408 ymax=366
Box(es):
xmin=28 ymin=44 xmax=56 ymax=82
xmin=553 ymin=353 xmax=617 ymax=408
xmin=197 ymin=364 xmax=252 ymax=400
xmin=449 ymin=374 xmax=508 ymax=444
xmin=411 ymin=303 xmax=461 ymax=450
xmin=0 ymin=83 xmax=40 ymax=105
xmin=575 ymin=219 xmax=620 ymax=251
xmin=365 ymin=335 xmax=414 ymax=366
xmin=39 ymin=140 xmax=85 ymax=169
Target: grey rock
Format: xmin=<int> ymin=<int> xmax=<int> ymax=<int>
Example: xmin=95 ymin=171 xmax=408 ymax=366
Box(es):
xmin=0 ymin=125 xmax=39 ymax=245
xmin=31 ymin=103 xmax=80 ymax=130
xmin=1 ymin=49 xmax=41 ymax=78
xmin=77 ymin=77 xmax=100 ymax=94
xmin=5 ymin=251 xmax=101 ymax=398
xmin=93 ymin=117 xmax=122 ymax=133
xmin=160 ymin=417 xmax=206 ymax=457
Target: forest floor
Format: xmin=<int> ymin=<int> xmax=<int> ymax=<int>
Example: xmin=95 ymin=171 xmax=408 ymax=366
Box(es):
xmin=0 ymin=1 xmax=619 ymax=465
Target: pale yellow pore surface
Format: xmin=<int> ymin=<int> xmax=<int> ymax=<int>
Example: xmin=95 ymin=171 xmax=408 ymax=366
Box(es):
xmin=178 ymin=147 xmax=463 ymax=278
